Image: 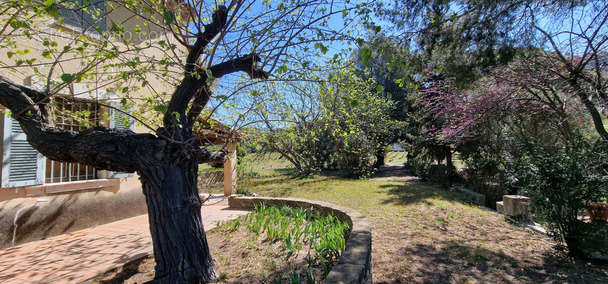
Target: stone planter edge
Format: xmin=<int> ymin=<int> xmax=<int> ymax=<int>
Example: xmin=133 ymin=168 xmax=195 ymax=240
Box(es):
xmin=227 ymin=196 xmax=372 ymax=284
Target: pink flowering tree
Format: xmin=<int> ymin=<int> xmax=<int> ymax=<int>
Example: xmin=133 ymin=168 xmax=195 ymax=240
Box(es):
xmin=415 ymin=56 xmax=590 ymax=165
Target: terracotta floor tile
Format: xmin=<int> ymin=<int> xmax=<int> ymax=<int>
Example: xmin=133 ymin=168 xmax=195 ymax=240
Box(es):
xmin=0 ymin=200 xmax=249 ymax=283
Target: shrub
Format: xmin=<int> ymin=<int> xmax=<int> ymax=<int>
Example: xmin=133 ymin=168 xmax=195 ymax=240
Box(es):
xmin=406 ymin=158 xmax=461 ymax=187
xmin=405 ymin=157 xmax=430 ymax=178
xmin=515 ymin=137 xmax=608 ymax=258
xmin=236 ymin=187 xmax=252 ymax=195
xmin=336 ymin=132 xmax=375 ymax=178
xmin=462 ymin=154 xmax=513 ymax=208
xmin=426 ymin=164 xmax=461 ymax=188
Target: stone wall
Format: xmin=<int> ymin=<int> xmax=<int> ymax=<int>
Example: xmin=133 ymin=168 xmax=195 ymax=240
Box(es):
xmin=197 ymin=171 xmax=224 ymax=189
xmin=228 ymin=196 xmax=372 ymax=284
xmin=0 ymin=185 xmax=147 ymax=249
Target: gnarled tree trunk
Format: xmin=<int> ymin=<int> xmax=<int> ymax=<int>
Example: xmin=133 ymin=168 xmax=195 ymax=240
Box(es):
xmin=135 ymin=137 xmax=214 ymax=282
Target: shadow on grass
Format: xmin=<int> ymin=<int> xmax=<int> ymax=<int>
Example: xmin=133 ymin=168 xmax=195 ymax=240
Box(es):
xmin=378 ymin=181 xmax=467 ymax=207
xmin=388 ymin=241 xmax=608 ymax=283
xmin=242 ymin=169 xmax=352 ymax=189
xmin=370 ymin=164 xmax=411 ymax=178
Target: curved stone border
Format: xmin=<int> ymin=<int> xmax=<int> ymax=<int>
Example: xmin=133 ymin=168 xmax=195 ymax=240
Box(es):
xmin=228 ymin=196 xmax=372 ymax=284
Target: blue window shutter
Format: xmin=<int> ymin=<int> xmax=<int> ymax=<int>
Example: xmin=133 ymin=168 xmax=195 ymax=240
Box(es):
xmin=108 ymin=103 xmax=134 ymax=178
xmin=109 ymin=104 xmax=134 ymax=132
xmin=57 ymin=0 xmax=106 ymax=35
xmin=57 ymin=0 xmax=82 ymax=28
xmin=2 ymin=113 xmax=45 ymax=187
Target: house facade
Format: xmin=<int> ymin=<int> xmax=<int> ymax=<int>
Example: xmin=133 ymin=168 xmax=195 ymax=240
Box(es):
xmin=0 ymin=0 xmax=195 ymax=248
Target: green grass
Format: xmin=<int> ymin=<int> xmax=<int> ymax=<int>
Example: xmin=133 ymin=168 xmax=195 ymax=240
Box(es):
xmin=198 ymin=163 xmax=223 ymax=172
xmin=385 ymin=151 xmax=408 ymax=164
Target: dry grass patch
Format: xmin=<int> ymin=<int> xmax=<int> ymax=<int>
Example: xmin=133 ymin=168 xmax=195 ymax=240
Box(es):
xmin=239 ymin=163 xmax=608 ymax=283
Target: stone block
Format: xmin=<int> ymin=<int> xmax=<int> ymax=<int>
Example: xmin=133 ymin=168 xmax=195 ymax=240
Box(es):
xmin=325 ymin=264 xmax=366 ymax=284
xmin=503 ymin=195 xmax=530 ymax=216
xmin=496 ymin=201 xmax=504 ymax=214
xmin=457 ymin=187 xmax=486 ymax=206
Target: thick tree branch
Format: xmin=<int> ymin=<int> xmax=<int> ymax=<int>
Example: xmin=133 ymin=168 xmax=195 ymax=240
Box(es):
xmin=208 ymin=53 xmax=270 ymax=79
xmin=164 ymin=53 xmax=270 ymax=127
xmin=186 ymin=85 xmax=212 ymax=127
xmin=0 ymin=75 xmax=156 ymax=173
xmin=163 ymin=7 xmax=268 ymax=130
xmin=163 ymin=75 xmax=207 ymax=126
xmin=163 ymin=5 xmax=228 ymax=127
xmin=198 ymin=149 xmax=226 ymax=164
xmin=185 ymin=5 xmax=228 ymax=73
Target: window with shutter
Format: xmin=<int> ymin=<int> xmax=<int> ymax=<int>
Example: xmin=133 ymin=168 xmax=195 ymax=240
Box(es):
xmin=45 ymin=97 xmax=100 ymax=183
xmin=108 ymin=103 xmax=134 ymax=178
xmin=1 ymin=96 xmax=135 ymax=186
xmin=56 ymin=0 xmax=106 ymax=35
xmin=1 ymin=113 xmax=45 ymax=187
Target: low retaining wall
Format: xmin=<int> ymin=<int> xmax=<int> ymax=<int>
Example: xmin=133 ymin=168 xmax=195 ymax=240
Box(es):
xmin=451 ymin=186 xmax=486 ymax=206
xmin=0 ymin=186 xmax=147 ymax=249
xmin=228 ymin=196 xmax=372 ymax=284
xmin=197 ymin=171 xmax=224 ymax=189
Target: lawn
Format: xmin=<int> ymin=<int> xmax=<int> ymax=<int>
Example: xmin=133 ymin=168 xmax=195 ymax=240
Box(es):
xmin=222 ymin=153 xmax=608 ymax=283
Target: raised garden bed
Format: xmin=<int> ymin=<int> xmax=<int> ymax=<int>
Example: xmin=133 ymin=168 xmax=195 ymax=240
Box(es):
xmin=228 ymin=196 xmax=372 ymax=283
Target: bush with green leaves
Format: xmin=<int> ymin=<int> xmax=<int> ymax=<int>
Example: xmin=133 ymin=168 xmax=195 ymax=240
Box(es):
xmin=460 ymin=153 xmax=514 ymax=208
xmin=514 ymin=137 xmax=608 ymax=258
xmin=405 ymin=157 xmax=430 ymax=178
xmin=252 ymin=62 xmax=399 ymax=178
xmin=334 ymin=131 xmax=375 ymax=178
xmin=406 ymin=158 xmax=461 ymax=188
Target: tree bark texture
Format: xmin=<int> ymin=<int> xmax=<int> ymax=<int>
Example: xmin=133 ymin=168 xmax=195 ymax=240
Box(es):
xmin=134 ymin=134 xmax=215 ymax=282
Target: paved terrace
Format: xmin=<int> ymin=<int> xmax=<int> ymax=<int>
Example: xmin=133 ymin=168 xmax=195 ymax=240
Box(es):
xmin=0 ymin=197 xmax=250 ymax=284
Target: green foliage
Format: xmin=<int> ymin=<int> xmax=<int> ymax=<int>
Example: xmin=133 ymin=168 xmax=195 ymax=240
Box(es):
xmin=240 ymin=203 xmax=350 ymax=279
xmin=354 ymin=36 xmax=414 ymax=119
xmin=163 ymin=10 xmax=174 ymax=25
xmin=406 ymin=157 xmax=461 ymax=188
xmin=464 ymin=156 xmax=502 ymax=178
xmin=514 ymin=136 xmax=608 ymax=258
xmin=253 ymin=62 xmax=399 ymax=178
xmin=336 ymin=132 xmax=375 ymax=178
xmin=461 ymin=152 xmax=513 ymax=208
xmin=377 ymin=0 xmax=533 ymax=86
xmin=404 ymin=157 xmax=428 ymax=177
xmin=320 ymin=64 xmax=399 ymax=176
xmin=236 ymin=187 xmax=252 ymax=195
